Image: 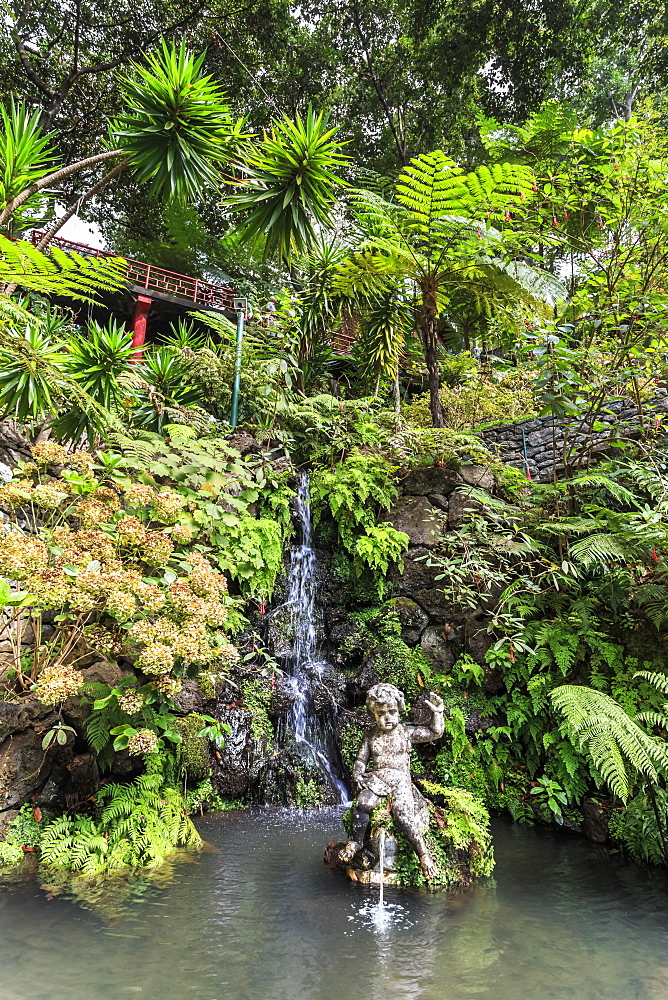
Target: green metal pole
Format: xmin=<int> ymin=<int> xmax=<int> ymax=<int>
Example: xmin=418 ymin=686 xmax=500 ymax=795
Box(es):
xmin=230 ymin=308 xmax=245 ymax=428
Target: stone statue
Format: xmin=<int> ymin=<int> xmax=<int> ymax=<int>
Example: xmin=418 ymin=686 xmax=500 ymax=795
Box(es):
xmin=339 ymin=682 xmax=444 ymax=880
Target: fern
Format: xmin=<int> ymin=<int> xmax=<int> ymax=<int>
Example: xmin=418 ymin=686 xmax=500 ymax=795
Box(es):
xmin=0 ymin=236 xmax=126 ymax=300
xmin=550 ymin=685 xmax=668 ymax=801
xmin=568 ymin=532 xmax=632 ymax=569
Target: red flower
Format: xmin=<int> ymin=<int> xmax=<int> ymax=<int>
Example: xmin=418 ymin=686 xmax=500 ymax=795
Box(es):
xmin=509 ymin=648 xmax=515 ymax=662
xmin=652 ymin=548 xmax=659 ymax=563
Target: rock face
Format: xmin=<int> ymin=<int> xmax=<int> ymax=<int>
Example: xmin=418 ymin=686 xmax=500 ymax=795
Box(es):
xmin=0 ymin=423 xmax=32 ymax=471
xmin=387 ymin=496 xmax=440 ymax=547
xmin=210 ymin=705 xmax=271 ymax=799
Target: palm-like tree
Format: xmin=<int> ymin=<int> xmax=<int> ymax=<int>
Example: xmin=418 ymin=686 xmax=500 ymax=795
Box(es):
xmin=336 ymin=152 xmax=543 ymax=426
xmin=0 ymin=40 xmax=242 ymax=242
xmin=226 ymin=107 xmax=349 ymax=264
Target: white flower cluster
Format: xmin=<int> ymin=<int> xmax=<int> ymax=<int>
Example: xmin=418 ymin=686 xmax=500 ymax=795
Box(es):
xmin=127 ymin=729 xmax=159 ymax=756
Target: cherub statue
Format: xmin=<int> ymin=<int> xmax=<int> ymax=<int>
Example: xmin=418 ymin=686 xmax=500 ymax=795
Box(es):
xmin=340 ymin=682 xmax=445 ymax=880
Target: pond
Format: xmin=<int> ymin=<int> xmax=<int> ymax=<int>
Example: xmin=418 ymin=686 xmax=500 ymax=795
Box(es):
xmin=0 ymin=809 xmax=666 ymax=1000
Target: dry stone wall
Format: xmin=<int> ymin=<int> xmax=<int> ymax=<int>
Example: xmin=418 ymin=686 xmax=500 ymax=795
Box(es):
xmin=480 ymin=393 xmax=668 ymax=481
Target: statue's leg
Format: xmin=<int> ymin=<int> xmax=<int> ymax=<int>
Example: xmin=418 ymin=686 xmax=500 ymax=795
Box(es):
xmin=392 ymin=804 xmax=438 ymax=880
xmin=339 ymin=790 xmax=379 ymax=862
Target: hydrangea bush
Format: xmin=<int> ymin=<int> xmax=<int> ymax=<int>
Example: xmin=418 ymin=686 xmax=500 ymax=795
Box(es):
xmin=0 ymin=440 xmax=242 ymax=755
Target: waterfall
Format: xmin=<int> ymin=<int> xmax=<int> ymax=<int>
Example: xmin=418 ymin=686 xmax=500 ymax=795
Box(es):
xmin=283 ymin=471 xmax=348 ymax=804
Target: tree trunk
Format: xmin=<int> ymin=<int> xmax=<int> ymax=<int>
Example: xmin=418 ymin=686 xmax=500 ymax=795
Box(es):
xmin=393 ymin=362 xmax=401 ymax=413
xmin=419 ymin=279 xmax=445 ymax=427
xmin=0 ymin=149 xmax=124 ymax=229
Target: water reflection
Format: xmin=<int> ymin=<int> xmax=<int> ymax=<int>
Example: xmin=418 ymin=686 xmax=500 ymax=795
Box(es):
xmin=0 ymin=810 xmax=666 ymax=1000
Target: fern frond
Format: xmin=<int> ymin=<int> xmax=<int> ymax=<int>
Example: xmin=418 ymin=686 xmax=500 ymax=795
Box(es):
xmin=551 ymin=684 xmax=668 ymax=801
xmin=569 ymin=533 xmax=631 ymax=568
xmin=0 ymin=237 xmax=126 ymax=301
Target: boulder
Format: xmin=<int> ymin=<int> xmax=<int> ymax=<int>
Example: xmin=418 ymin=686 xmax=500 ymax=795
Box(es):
xmin=0 ymin=698 xmax=53 ymax=743
xmin=172 ymin=679 xmax=209 ymax=715
xmin=0 ymin=716 xmax=72 ymax=813
xmin=225 ymin=430 xmax=261 ymax=456
xmin=387 ymin=496 xmax=442 ymax=548
xmin=582 ymin=800 xmax=610 ymax=843
xmin=383 ymin=597 xmax=429 ymax=646
xmin=408 ymin=690 xmax=445 ymax=729
xmin=0 ymin=422 xmax=32 ymax=469
xmin=420 ymin=626 xmax=455 ymax=673
xmin=312 ymin=665 xmax=348 ymax=711
xmin=393 ymin=548 xmax=453 ymax=622
xmin=78 ymin=657 xmax=123 ymax=688
xmin=458 ymin=465 xmax=496 ymax=490
xmin=211 ymin=705 xmax=271 ymax=799
xmin=270 ymin=676 xmax=298 ymax=716
xmin=448 ymin=490 xmax=484 ymax=527
xmin=400 ymin=466 xmax=460 ymax=497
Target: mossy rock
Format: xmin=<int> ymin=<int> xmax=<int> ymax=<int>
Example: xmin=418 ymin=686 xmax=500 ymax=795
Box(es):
xmin=176 ymin=714 xmax=211 ymax=781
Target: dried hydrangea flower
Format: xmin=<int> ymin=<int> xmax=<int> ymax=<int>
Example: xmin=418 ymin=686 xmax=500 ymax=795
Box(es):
xmin=123 ymin=484 xmax=156 ymax=509
xmin=217 ymin=642 xmax=241 ymax=668
xmin=116 ymin=515 xmax=147 ymax=546
xmin=153 ymin=674 xmax=182 ymax=698
xmin=142 ymin=531 xmax=173 ymax=565
xmin=136 ymin=642 xmax=174 ymax=675
xmin=118 ymin=689 xmax=144 ymax=714
xmin=153 ymin=488 xmax=187 ymax=523
xmin=67 ymin=451 xmax=95 ymax=473
xmin=76 ymin=499 xmax=116 ymax=527
xmin=0 ymin=532 xmax=49 ymax=577
xmin=106 ymin=590 xmax=137 ymax=621
xmin=32 ymin=441 xmax=68 ymax=466
xmin=34 ymin=660 xmax=82 ymax=706
xmin=0 ymin=481 xmax=34 ymax=508
xmin=170 ymin=525 xmax=192 ymax=545
xmin=127 ymin=729 xmax=159 ymax=755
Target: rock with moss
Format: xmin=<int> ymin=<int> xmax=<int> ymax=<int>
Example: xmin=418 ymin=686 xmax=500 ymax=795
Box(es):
xmin=176 ymin=713 xmax=211 ymax=781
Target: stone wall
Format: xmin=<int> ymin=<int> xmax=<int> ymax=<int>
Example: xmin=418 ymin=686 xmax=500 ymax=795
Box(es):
xmin=480 ymin=393 xmax=668 ymax=481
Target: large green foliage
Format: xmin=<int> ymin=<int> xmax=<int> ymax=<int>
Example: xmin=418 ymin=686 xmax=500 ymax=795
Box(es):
xmin=550 ymin=684 xmax=668 ymax=802
xmin=227 ymin=106 xmax=349 ymax=263
xmin=337 ymin=151 xmax=553 ymax=425
xmin=114 ymin=40 xmax=241 ymax=200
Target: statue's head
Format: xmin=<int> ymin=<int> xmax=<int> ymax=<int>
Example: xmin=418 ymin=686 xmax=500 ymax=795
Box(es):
xmin=366 ymin=683 xmax=405 ymax=732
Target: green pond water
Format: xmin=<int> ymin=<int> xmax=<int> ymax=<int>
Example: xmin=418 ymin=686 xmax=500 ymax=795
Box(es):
xmin=0 ymin=809 xmax=667 ymax=1000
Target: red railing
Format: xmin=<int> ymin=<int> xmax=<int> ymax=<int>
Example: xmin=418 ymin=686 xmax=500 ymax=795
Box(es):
xmin=30 ymin=231 xmax=237 ymax=311
xmin=330 ymin=330 xmax=357 ymax=355
xmin=31 ymin=231 xmax=359 ymax=353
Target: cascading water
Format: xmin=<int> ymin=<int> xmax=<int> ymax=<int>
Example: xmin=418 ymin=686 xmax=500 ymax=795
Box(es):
xmin=283 ymin=471 xmax=348 ymax=804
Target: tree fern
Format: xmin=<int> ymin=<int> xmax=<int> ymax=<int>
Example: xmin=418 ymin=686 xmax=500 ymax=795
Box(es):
xmin=0 ymin=236 xmax=126 ymax=300
xmin=550 ymin=684 xmax=668 ymax=801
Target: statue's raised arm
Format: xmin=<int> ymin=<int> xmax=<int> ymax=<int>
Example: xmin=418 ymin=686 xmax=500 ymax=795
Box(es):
xmin=407 ymin=694 xmax=445 ymax=744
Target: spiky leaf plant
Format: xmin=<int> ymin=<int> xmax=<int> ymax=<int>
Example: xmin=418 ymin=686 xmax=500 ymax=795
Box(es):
xmin=0 ymin=100 xmax=55 ymax=232
xmin=114 ymin=40 xmax=242 ymax=200
xmin=227 ymin=106 xmax=349 ymax=263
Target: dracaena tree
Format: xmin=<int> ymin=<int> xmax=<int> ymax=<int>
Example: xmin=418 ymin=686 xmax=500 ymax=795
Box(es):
xmin=226 ymin=106 xmax=350 ymax=264
xmin=0 ymin=40 xmax=241 ymax=246
xmin=336 ymin=152 xmax=542 ymax=426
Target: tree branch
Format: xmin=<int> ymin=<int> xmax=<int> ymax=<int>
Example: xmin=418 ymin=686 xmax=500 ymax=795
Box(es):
xmin=349 ymin=5 xmax=408 ymax=165
xmin=11 ymin=29 xmax=55 ymax=99
xmin=0 ymin=149 xmax=125 ymax=228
